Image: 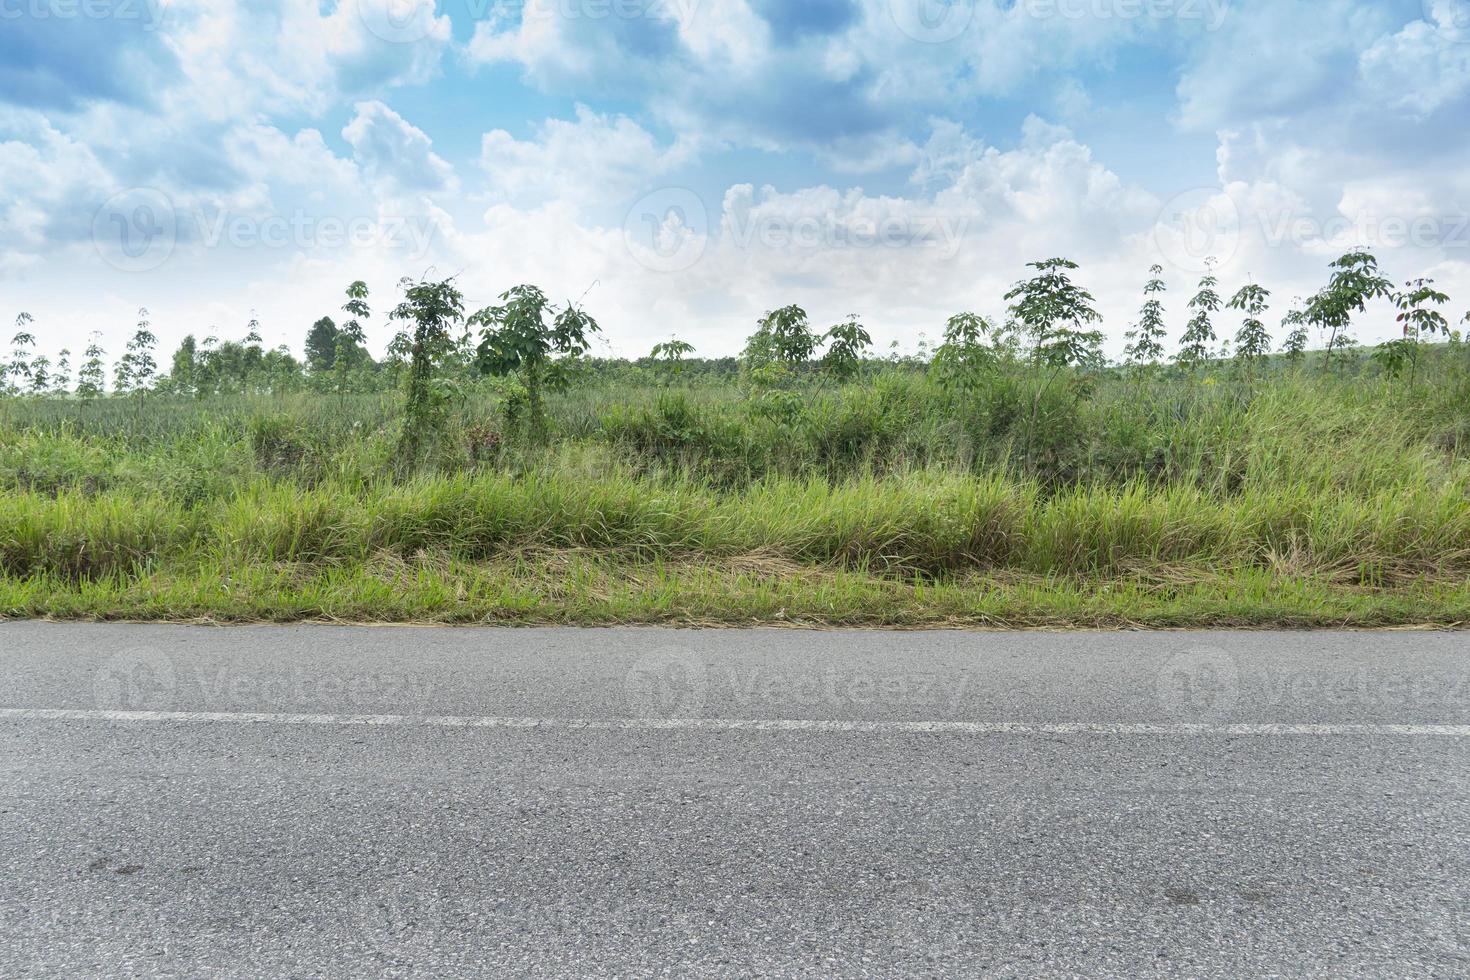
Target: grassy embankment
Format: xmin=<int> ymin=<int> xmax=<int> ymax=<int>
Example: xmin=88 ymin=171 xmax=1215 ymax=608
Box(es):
xmin=2 ymin=362 xmax=1469 ymax=627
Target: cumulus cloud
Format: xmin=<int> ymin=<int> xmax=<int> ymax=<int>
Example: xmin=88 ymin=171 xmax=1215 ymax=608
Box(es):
xmin=343 ymin=101 xmax=457 ymax=195
xmin=481 ymin=106 xmax=693 ymax=211
xmin=4 ymin=0 xmax=1469 ymax=367
xmin=466 ymin=0 xmax=1207 ymax=169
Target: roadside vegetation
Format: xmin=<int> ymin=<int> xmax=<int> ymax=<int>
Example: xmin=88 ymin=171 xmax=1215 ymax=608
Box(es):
xmin=3 ymin=253 xmax=1469 ymax=627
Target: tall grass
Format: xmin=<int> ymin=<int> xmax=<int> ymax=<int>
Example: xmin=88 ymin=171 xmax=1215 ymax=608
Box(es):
xmin=2 ymin=357 xmax=1468 ymax=620
xmin=3 ymin=466 xmax=1467 ymax=586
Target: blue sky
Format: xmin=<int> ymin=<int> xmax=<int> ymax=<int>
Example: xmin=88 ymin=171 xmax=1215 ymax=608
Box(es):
xmin=3 ymin=0 xmax=1469 ymax=360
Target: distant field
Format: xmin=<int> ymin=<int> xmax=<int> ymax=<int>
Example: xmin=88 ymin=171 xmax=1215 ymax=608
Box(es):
xmin=2 ymin=346 xmax=1468 ymax=627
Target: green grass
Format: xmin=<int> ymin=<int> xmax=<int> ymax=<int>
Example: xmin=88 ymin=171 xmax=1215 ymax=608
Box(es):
xmin=3 ymin=355 xmax=1469 ymax=627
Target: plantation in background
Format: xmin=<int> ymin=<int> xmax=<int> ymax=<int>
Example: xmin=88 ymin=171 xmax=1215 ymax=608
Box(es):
xmin=3 ymin=252 xmax=1469 ymax=627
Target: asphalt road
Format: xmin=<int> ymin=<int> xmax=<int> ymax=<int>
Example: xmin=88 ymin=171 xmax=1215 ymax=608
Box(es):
xmin=1 ymin=623 xmax=1467 ymax=978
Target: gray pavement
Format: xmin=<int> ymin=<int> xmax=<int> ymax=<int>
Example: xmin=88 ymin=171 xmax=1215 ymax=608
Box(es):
xmin=0 ymin=624 xmax=1467 ymax=977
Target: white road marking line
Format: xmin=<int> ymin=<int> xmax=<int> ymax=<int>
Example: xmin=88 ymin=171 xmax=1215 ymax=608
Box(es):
xmin=0 ymin=708 xmax=1468 ymax=737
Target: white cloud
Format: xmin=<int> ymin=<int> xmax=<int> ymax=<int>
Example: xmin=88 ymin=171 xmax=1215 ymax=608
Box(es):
xmin=480 ymin=106 xmax=693 ymax=211
xmin=343 ymin=101 xmax=457 ymax=195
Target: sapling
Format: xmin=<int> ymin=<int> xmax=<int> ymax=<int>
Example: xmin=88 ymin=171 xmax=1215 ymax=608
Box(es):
xmin=1176 ymin=259 xmax=1221 ymax=370
xmin=126 ymin=309 xmax=158 ymax=396
xmin=6 ymin=313 xmax=36 ymax=395
xmin=1305 ymin=251 xmax=1393 ymax=372
xmin=1227 ymin=283 xmax=1272 ymax=380
xmin=931 ymin=312 xmax=994 ymax=392
xmin=1003 ymin=258 xmax=1103 ymax=469
xmin=391 ymin=276 xmax=466 ymax=469
xmin=650 ymin=338 xmax=696 ymax=383
xmin=821 ymin=316 xmax=872 ymax=382
xmin=28 ymin=356 xmax=49 ymax=395
xmin=51 ymin=349 xmax=70 ymax=396
xmin=1123 ymin=265 xmax=1168 ymax=370
xmin=471 ymin=284 xmax=600 ymax=439
xmin=1281 ymin=303 xmax=1309 ymax=367
xmin=1381 ymin=278 xmax=1451 ymax=385
xmin=77 ymin=333 xmax=107 ymax=399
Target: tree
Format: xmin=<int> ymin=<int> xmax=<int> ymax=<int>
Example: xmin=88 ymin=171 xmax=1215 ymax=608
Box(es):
xmin=1176 ymin=259 xmax=1221 ymax=369
xmin=1123 ymin=265 xmax=1168 ymax=370
xmin=930 ymin=312 xmax=994 ymax=392
xmin=385 ymin=329 xmax=413 ymax=388
xmin=1383 ymin=278 xmax=1451 ymax=385
xmin=169 ymin=335 xmax=197 ymax=397
xmin=125 ymin=308 xmax=158 ymax=397
xmin=51 ymin=349 xmax=71 ymax=395
xmin=1003 ymin=258 xmax=1103 ymax=468
xmin=77 ymin=333 xmax=107 ymax=399
xmin=767 ymin=305 xmax=817 ymax=364
xmin=1281 ymin=303 xmax=1309 ymax=367
xmin=744 ymin=305 xmax=816 ymax=369
xmin=650 ymin=338 xmax=696 ymax=382
xmin=341 ymin=281 xmax=371 ymax=344
xmin=821 ymin=316 xmax=872 ymax=381
xmin=472 ymin=284 xmax=600 ymax=437
xmin=6 ymin=313 xmax=36 ymax=395
xmin=1305 ymin=250 xmax=1394 ymax=372
xmin=28 ymin=356 xmax=50 ymax=395
xmin=1227 ymin=283 xmax=1272 ymax=379
xmin=1004 ymin=258 xmax=1103 ymax=370
xmin=305 ymin=317 xmax=339 ymax=375
xmin=391 ymin=277 xmax=466 ymax=469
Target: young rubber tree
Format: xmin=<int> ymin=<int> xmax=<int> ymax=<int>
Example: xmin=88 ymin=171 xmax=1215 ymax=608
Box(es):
xmin=51 ymin=348 xmax=71 ymax=396
xmin=649 ymin=338 xmax=696 ymax=383
xmin=5 ymin=310 xmax=36 ymax=393
xmin=1383 ymin=278 xmax=1451 ymax=386
xmin=1280 ymin=303 xmax=1309 ymax=367
xmin=1227 ymin=283 xmax=1272 ymax=380
xmin=125 ymin=309 xmax=158 ymax=403
xmin=6 ymin=313 xmax=36 ymax=396
xmin=77 ymin=333 xmax=107 ymax=400
xmin=1123 ymin=265 xmax=1168 ymax=371
xmin=1003 ymin=258 xmax=1103 ymax=468
xmin=821 ymin=316 xmax=872 ymax=382
xmin=341 ymin=281 xmax=371 ymax=345
xmin=1176 ymin=259 xmax=1221 ymax=370
xmin=1005 ymin=258 xmax=1104 ymax=370
xmin=930 ymin=312 xmax=994 ymax=392
xmin=391 ymin=276 xmax=466 ymax=469
xmin=471 ymin=284 xmax=601 ymax=438
xmin=1305 ymin=250 xmax=1393 ymax=372
xmin=28 ymin=356 xmax=49 ymax=396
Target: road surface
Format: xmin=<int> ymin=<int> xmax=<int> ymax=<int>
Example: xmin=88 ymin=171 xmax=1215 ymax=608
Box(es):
xmin=1 ymin=623 xmax=1467 ymax=977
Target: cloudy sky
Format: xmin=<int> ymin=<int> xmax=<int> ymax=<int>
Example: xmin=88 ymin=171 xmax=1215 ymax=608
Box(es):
xmin=3 ymin=0 xmax=1469 ymax=361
